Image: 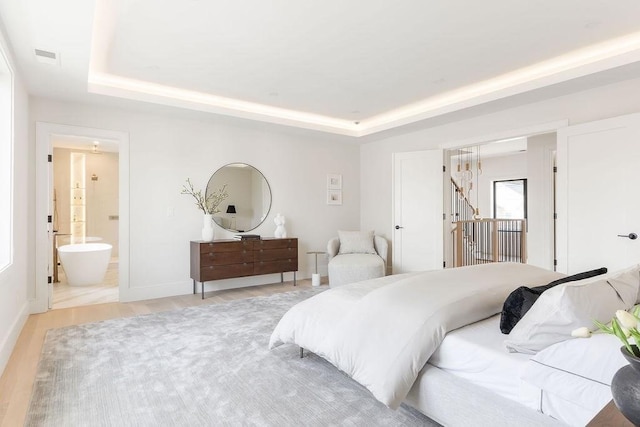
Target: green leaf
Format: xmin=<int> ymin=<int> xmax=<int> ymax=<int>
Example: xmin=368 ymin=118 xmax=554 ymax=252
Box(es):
xmin=612 ymin=318 xmax=634 ymax=355
xmin=594 ymin=319 xmax=613 ymax=334
xmin=629 ymin=329 xmax=640 ymax=354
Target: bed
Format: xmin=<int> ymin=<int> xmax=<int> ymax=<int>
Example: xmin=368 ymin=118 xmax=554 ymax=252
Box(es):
xmin=269 ymin=262 xmax=639 ymax=426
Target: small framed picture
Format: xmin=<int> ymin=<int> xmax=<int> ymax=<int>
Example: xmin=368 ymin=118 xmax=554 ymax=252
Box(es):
xmin=327 ymin=174 xmax=342 ymax=190
xmin=327 ymin=189 xmax=342 ymax=205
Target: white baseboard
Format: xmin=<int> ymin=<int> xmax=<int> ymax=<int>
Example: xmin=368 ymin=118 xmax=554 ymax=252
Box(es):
xmin=0 ymin=301 xmax=29 ymax=377
xmin=119 ymin=272 xmax=303 ymax=302
xmin=119 ymin=280 xmax=190 ymax=302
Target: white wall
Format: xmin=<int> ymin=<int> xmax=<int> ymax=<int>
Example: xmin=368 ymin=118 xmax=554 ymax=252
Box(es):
xmin=30 ymin=98 xmax=360 ymax=301
xmin=361 ymin=77 xmax=640 ymax=261
xmin=52 ymin=148 xmax=71 ymax=234
xmin=86 ymin=150 xmax=119 ymax=255
xmin=0 ymin=25 xmax=30 ymax=377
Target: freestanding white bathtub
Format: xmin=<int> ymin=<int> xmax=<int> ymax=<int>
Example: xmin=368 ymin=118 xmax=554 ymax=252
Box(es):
xmin=58 ymin=243 xmax=113 ymax=286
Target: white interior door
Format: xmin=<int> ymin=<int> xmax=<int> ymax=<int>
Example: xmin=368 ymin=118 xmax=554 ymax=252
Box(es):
xmin=392 ymin=150 xmax=444 ymax=273
xmin=557 ymin=112 xmax=640 ymax=274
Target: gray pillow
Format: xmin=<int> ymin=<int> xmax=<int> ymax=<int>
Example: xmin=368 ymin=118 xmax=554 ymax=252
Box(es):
xmin=338 ymin=230 xmax=376 ymax=255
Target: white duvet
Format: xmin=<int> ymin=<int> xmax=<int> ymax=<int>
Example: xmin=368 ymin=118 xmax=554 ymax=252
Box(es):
xmin=270 ymin=263 xmax=563 ymax=408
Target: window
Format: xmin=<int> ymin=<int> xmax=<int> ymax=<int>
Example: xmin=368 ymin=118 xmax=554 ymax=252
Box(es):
xmin=493 ymin=179 xmax=527 ymax=219
xmin=0 ymin=46 xmax=13 ymax=270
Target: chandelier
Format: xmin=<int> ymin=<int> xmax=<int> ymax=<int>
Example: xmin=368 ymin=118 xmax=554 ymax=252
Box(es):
xmin=454 ymin=145 xmax=483 ymax=219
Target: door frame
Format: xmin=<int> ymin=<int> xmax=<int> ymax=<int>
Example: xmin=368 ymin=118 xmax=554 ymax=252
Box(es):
xmin=33 ymin=122 xmax=129 ymax=313
xmin=438 ymin=119 xmax=567 ymax=270
xmin=438 ymin=120 xmax=568 ymax=151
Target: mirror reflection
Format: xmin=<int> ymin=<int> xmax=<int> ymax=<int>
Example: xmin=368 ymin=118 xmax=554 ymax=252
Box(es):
xmin=206 ymin=163 xmax=272 ymax=232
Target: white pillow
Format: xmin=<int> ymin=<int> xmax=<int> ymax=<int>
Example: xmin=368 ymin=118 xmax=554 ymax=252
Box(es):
xmin=504 ymin=264 xmax=640 ymax=354
xmin=338 ymin=230 xmax=376 ymax=255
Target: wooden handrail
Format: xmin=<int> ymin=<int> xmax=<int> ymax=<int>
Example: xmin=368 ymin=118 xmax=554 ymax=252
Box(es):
xmin=454 ymin=218 xmax=524 ymax=224
xmin=450 ymin=178 xmax=476 ymax=211
xmin=450 ymin=178 xmax=478 ymax=223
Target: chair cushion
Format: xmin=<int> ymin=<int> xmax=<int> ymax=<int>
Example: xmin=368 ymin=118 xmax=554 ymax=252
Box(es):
xmin=338 ymin=230 xmax=376 ymax=255
xmin=328 ymin=253 xmax=385 ymax=287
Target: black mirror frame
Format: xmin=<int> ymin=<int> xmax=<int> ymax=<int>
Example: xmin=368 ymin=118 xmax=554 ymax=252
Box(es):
xmin=206 ymin=163 xmax=272 ymax=233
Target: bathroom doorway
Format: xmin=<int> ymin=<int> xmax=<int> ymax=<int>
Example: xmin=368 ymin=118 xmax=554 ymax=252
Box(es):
xmin=51 ymin=135 xmax=120 ymax=309
xmin=34 ymin=122 xmax=131 ymax=313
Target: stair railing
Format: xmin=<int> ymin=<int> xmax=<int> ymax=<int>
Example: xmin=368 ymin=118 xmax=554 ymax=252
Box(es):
xmin=450 ymin=178 xmax=476 ymax=223
xmin=452 ymin=218 xmax=527 ymax=267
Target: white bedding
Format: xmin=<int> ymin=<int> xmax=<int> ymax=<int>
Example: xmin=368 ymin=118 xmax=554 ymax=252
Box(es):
xmin=520 ymin=333 xmax=627 ymax=426
xmin=405 ymin=365 xmax=562 ymax=427
xmin=270 ymin=262 xmax=563 ymax=408
xmin=420 ymin=308 xmax=627 ymax=426
xmin=429 ymin=314 xmax=532 ymax=401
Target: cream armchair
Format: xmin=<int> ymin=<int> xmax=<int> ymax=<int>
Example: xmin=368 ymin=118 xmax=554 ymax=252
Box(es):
xmin=327 ymin=232 xmax=388 ymax=287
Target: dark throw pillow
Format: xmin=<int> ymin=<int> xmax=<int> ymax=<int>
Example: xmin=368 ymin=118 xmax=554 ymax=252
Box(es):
xmin=499 ymin=267 xmax=608 ymax=334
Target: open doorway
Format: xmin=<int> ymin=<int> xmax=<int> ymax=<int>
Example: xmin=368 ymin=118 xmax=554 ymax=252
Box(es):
xmin=34 ymin=122 xmax=129 ymax=314
xmin=51 ymin=135 xmax=120 ymax=309
xmin=447 ymin=132 xmax=556 ymax=270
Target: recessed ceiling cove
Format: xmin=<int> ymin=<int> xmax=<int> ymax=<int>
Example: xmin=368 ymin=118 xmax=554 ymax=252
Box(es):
xmin=88 ymin=0 xmax=640 ymax=136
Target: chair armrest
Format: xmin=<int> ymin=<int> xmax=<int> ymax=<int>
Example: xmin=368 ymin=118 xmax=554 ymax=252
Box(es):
xmin=374 ymin=235 xmax=388 ymax=265
xmin=327 ymin=237 xmax=340 ymax=260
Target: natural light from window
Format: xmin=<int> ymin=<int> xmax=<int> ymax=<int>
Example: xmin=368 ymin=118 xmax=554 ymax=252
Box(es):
xmin=493 ymin=179 xmax=527 ymax=219
xmin=0 ymin=46 xmax=13 ymax=271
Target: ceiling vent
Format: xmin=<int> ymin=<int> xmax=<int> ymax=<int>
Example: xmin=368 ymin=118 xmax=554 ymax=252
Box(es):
xmin=34 ymin=49 xmax=59 ymax=65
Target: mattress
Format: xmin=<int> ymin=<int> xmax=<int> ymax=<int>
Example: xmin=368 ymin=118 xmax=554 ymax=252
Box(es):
xmin=424 ymin=315 xmax=624 ymax=426
xmin=520 ymin=333 xmax=626 ymax=426
xmin=405 ymin=364 xmax=562 ymax=427
xmin=428 ymin=314 xmax=534 ymax=402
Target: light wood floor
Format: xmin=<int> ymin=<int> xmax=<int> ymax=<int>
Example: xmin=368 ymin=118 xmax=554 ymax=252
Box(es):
xmin=0 ymin=278 xmax=323 ymax=427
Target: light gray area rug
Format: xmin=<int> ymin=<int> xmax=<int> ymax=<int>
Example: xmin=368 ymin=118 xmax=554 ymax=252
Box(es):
xmin=26 ymin=289 xmax=438 ymax=426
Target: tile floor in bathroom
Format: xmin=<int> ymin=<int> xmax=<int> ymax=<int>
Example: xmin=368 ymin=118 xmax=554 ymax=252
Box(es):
xmin=52 ymin=259 xmax=119 ymax=310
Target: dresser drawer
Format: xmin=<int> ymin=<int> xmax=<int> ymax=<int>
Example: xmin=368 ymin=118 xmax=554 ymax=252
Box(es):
xmin=254 ymin=258 xmax=298 ymax=275
xmin=191 ymin=239 xmax=298 ymax=298
xmin=254 ymin=246 xmax=297 ymax=262
xmin=199 ymin=240 xmax=254 ymax=253
xmin=201 ymin=250 xmax=254 ymax=267
xmin=200 ymin=262 xmax=254 ymax=281
xmin=255 ymin=238 xmax=297 ymax=250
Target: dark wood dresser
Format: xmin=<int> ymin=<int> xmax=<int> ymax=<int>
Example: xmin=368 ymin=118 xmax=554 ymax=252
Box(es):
xmin=190 ymin=238 xmax=298 ymax=298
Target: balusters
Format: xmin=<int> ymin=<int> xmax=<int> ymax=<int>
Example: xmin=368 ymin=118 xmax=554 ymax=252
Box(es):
xmin=452 ymin=219 xmax=526 ymax=267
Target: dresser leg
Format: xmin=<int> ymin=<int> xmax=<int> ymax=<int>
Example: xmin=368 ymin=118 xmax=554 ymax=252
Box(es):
xmin=293 ymin=272 xmax=297 ymax=286
xmin=193 ymin=279 xmax=196 ymax=295
xmin=280 ymin=272 xmax=283 ymax=283
xmin=202 ymin=282 xmax=205 ymax=300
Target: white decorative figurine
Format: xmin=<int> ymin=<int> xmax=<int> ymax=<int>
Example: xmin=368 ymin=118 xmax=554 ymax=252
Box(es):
xmin=274 ymin=213 xmax=287 ymax=238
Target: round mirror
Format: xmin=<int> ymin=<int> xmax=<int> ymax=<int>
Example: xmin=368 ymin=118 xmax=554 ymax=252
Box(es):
xmin=206 ymin=163 xmax=272 ymax=232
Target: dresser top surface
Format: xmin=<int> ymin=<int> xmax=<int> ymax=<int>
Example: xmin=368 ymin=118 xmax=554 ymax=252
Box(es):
xmin=191 ymin=237 xmax=297 ymax=244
